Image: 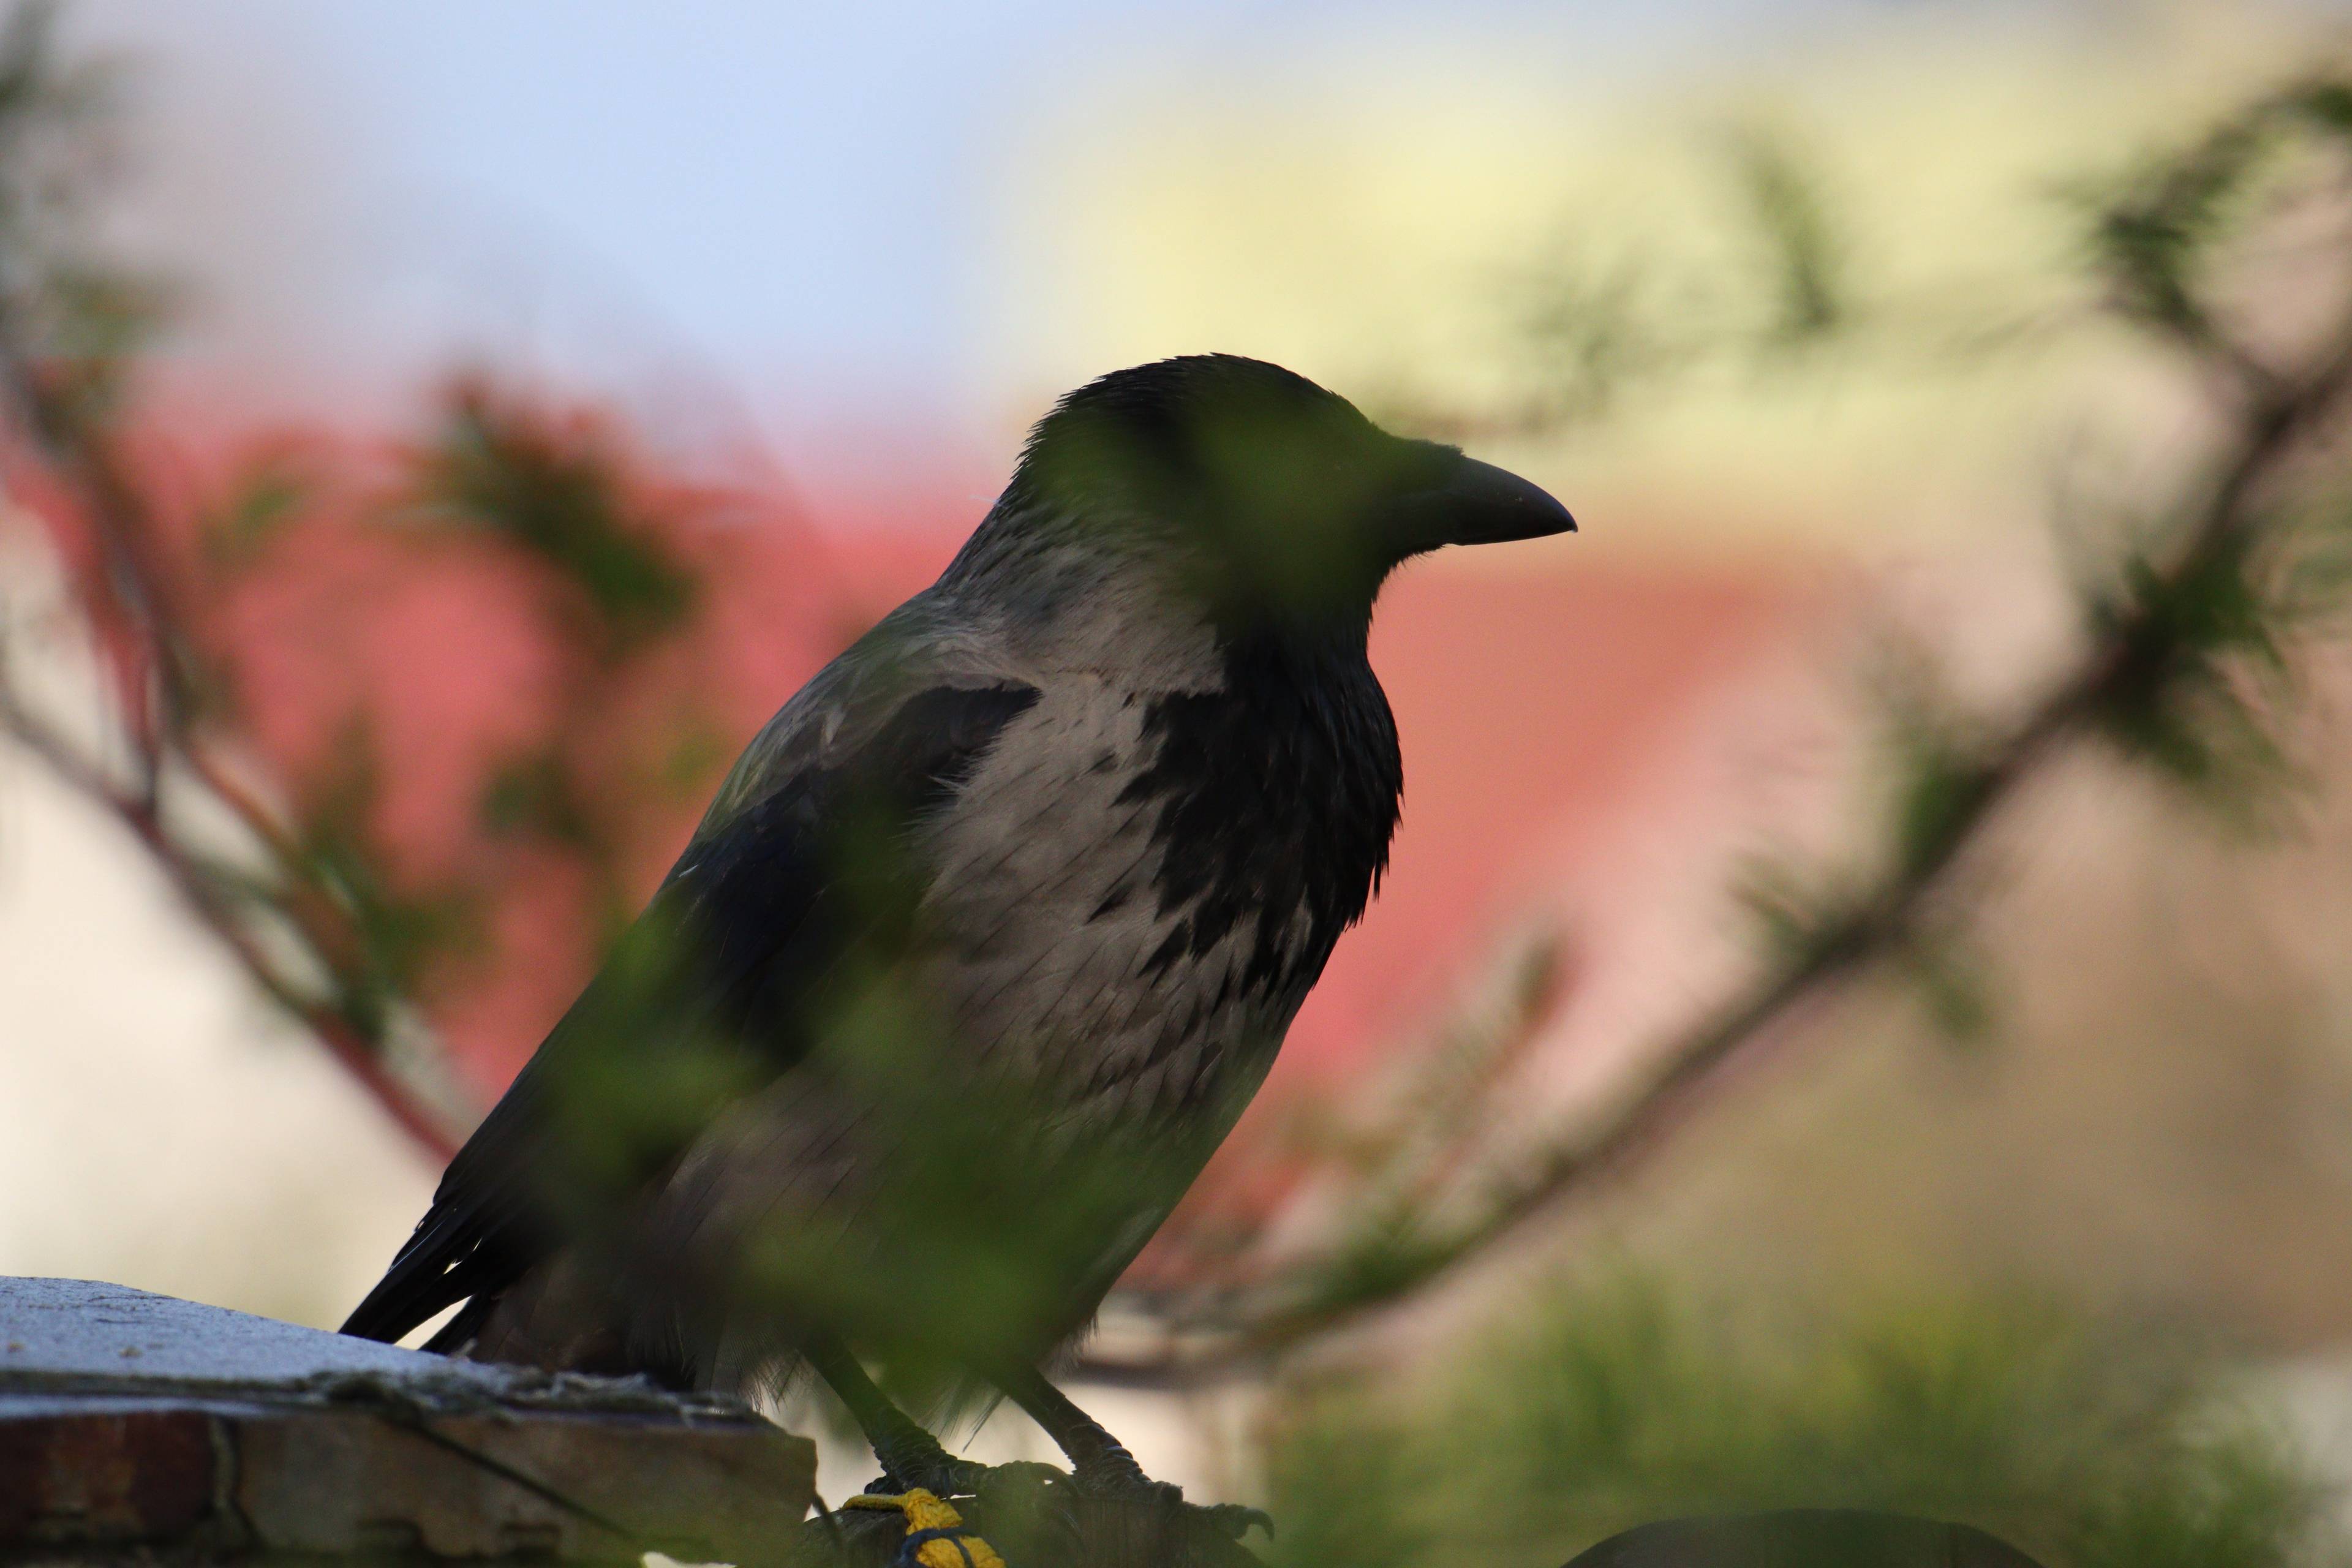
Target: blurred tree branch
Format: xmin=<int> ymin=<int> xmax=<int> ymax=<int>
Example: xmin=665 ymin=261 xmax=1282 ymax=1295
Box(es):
xmin=0 ymin=5 xmax=468 ymax=1157
xmin=0 ymin=5 xmax=735 ymax=1161
xmin=1100 ymin=79 xmax=2352 ymax=1380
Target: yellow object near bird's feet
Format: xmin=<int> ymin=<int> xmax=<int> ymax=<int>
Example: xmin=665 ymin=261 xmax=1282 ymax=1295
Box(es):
xmin=842 ymin=1487 xmax=1006 ymax=1568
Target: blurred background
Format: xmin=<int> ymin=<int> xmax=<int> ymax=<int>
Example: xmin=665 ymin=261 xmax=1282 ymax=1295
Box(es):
xmin=13 ymin=1 xmax=2352 ymax=1563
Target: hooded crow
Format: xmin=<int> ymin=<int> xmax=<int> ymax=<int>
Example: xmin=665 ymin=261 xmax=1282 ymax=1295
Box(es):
xmin=342 ymin=354 xmax=1574 ymax=1525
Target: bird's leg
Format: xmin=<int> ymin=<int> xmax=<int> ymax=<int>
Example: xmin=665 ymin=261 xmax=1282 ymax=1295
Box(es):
xmin=990 ymin=1361 xmax=1272 ymax=1540
xmin=801 ymin=1332 xmax=991 ymax=1498
xmin=991 ymin=1361 xmax=1145 ymax=1485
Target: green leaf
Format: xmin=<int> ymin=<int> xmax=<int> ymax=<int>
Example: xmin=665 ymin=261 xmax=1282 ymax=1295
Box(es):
xmin=413 ymin=380 xmax=700 ymax=655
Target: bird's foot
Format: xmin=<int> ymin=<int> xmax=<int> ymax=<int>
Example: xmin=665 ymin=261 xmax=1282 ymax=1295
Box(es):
xmin=867 ymin=1450 xmax=1271 ymax=1547
xmin=867 ymin=1457 xmax=1066 ymax=1502
xmin=1071 ymin=1460 xmax=1273 ymax=1542
xmin=862 ymin=1458 xmax=1087 ymax=1564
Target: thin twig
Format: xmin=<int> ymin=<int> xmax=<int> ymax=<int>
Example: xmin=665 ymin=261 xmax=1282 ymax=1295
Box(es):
xmin=0 ymin=576 xmax=461 ymax=1159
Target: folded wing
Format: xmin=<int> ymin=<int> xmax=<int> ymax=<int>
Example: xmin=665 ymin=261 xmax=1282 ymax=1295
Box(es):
xmin=340 ymin=676 xmax=1042 ymax=1351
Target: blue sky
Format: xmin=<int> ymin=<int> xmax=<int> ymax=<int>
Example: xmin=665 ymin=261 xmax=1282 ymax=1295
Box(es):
xmin=62 ymin=0 xmax=2214 ymax=473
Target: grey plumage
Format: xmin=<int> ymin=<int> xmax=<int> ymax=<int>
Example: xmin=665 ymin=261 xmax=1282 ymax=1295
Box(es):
xmin=343 ymin=355 xmax=1572 ymax=1506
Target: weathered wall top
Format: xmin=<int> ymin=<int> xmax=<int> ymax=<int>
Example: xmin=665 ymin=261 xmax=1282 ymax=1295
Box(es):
xmin=0 ymin=1276 xmax=815 ymax=1562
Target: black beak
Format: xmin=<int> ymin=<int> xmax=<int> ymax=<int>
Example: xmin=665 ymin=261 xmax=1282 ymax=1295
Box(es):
xmin=1439 ymin=456 xmax=1576 ymax=545
xmin=1384 ymin=451 xmax=1576 ymax=555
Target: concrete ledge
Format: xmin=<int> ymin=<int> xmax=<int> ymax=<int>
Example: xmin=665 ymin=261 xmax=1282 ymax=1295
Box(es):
xmin=0 ymin=1278 xmax=815 ymax=1562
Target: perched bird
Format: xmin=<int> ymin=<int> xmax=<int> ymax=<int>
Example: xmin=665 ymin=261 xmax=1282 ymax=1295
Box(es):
xmin=342 ymin=355 xmax=1573 ymax=1525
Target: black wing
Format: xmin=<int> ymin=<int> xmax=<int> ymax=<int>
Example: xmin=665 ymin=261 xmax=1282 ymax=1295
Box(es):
xmin=340 ymin=680 xmax=1041 ymax=1349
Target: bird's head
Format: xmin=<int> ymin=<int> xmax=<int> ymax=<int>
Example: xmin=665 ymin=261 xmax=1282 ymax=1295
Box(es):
xmin=981 ymin=355 xmax=1574 ymax=633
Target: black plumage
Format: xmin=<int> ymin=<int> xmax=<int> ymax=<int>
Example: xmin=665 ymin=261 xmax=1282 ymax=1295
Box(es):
xmin=1124 ymin=631 xmax=1401 ymax=1001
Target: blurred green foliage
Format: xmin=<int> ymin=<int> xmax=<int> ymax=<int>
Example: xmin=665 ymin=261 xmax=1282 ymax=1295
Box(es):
xmin=0 ymin=2 xmax=164 ymax=432
xmin=0 ymin=2 xmax=728 ymax=1147
xmin=1166 ymin=71 xmax=2352 ymax=1565
xmin=1262 ymin=1282 xmax=2325 ymax=1568
xmin=1727 ymin=127 xmax=1847 ymax=350
xmin=2087 ymin=526 xmax=2292 ymax=804
xmin=418 ymin=380 xmax=699 ymax=657
xmin=288 ymin=725 xmax=483 ymax=1043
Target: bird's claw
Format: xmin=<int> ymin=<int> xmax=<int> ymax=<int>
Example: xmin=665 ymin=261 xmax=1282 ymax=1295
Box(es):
xmin=1071 ymin=1468 xmax=1273 ymax=1540
xmin=1201 ymin=1502 xmax=1275 ymax=1540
